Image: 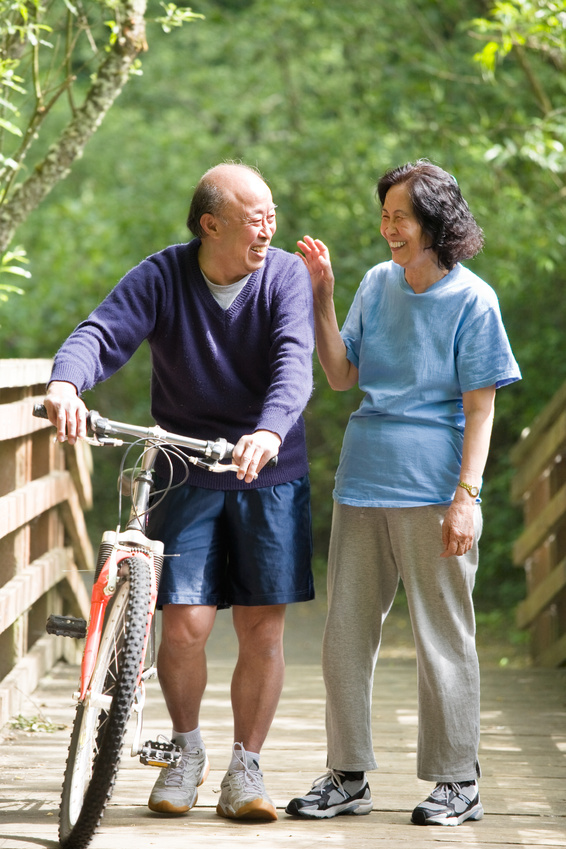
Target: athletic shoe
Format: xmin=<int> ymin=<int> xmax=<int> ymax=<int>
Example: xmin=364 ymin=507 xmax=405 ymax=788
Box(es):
xmin=411 ymin=780 xmax=484 ymax=826
xmin=216 ymin=743 xmax=277 ymax=821
xmin=285 ymin=769 xmax=373 ymax=819
xmin=148 ymin=745 xmax=209 ymax=814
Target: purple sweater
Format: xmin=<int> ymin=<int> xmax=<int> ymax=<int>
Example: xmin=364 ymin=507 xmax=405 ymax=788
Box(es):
xmin=50 ymin=240 xmax=314 ymax=489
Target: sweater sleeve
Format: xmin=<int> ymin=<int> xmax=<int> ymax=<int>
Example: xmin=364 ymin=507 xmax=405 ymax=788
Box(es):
xmin=49 ymin=259 xmax=162 ymax=393
xmin=255 ymin=254 xmax=314 ymax=441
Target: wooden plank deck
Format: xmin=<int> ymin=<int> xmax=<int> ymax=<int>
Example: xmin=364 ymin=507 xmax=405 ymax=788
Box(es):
xmin=1 ymin=597 xmax=565 ymax=849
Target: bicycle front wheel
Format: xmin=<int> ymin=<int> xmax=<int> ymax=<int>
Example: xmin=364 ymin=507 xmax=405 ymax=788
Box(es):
xmin=59 ymin=556 xmax=152 ymax=849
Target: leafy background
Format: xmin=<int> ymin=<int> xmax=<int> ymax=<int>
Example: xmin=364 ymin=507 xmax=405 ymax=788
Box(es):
xmin=2 ymin=0 xmax=565 ymax=647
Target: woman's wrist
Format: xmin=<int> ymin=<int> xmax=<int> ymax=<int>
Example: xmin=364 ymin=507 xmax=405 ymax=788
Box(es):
xmin=457 ymin=480 xmax=481 ymax=499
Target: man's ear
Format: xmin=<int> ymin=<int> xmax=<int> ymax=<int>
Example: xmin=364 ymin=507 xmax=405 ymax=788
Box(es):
xmin=200 ymin=213 xmax=220 ymax=237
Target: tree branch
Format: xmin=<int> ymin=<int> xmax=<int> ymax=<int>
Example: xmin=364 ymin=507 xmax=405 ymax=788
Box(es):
xmin=514 ymin=43 xmax=554 ymax=116
xmin=0 ymin=0 xmax=148 ymax=253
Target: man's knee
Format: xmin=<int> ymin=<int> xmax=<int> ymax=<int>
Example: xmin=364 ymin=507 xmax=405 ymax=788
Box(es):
xmin=232 ymin=604 xmax=286 ymax=655
xmin=161 ymin=603 xmax=216 ymax=652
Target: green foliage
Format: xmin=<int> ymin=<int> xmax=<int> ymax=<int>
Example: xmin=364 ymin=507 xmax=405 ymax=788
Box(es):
xmin=0 ymin=243 xmax=27 ymax=319
xmin=9 ymin=712 xmax=65 ymax=732
xmin=3 ymin=0 xmax=566 ymax=614
xmin=155 ymin=2 xmax=204 ymax=32
xmin=471 ymin=0 xmax=566 ymax=176
xmin=0 ymin=243 xmax=27 ymax=305
xmin=472 ymin=0 xmax=566 ymax=75
xmin=0 ymin=0 xmax=204 ymax=277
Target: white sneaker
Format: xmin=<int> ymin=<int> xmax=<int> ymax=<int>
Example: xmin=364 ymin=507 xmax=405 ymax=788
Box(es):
xmin=216 ymin=743 xmax=277 ymax=821
xmin=148 ymin=745 xmax=209 ymax=814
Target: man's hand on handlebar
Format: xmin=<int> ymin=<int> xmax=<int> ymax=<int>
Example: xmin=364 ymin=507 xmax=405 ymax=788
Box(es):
xmin=44 ymin=381 xmax=89 ymax=445
xmin=233 ymin=430 xmax=281 ymax=484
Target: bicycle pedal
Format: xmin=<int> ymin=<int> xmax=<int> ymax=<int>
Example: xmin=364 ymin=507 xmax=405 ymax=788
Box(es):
xmin=46 ymin=614 xmax=87 ymax=639
xmin=139 ymin=740 xmax=182 ymax=768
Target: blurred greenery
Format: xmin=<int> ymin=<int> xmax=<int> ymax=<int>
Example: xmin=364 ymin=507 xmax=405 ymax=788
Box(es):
xmin=2 ymin=0 xmax=566 ymax=626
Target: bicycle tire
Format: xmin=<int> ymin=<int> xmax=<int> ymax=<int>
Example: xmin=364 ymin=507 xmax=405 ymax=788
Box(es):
xmin=59 ymin=556 xmax=151 ymax=849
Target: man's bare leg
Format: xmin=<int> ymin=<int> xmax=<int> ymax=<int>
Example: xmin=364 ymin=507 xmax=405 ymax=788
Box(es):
xmin=231 ymin=603 xmax=286 ymax=751
xmin=149 ymin=604 xmax=217 ymax=814
xmin=215 ymin=603 xmax=286 ymax=821
xmin=157 ymin=603 xmax=217 ymax=732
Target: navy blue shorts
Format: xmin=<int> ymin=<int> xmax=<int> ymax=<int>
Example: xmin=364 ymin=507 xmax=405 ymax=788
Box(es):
xmin=147 ymin=476 xmax=313 ymax=608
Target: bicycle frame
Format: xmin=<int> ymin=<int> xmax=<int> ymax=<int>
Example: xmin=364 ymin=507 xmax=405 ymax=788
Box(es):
xmin=77 ymin=539 xmax=159 ymax=702
xmin=76 ymin=439 xmax=163 ymax=734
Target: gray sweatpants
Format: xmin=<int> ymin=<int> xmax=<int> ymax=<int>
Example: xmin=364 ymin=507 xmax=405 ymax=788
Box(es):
xmin=322 ymin=502 xmax=482 ymax=783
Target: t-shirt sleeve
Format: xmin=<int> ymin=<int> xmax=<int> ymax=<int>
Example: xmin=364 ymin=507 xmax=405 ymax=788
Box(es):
xmin=456 ymin=306 xmax=521 ymax=392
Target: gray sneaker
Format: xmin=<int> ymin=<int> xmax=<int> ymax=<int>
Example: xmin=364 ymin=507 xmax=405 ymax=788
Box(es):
xmin=411 ymin=780 xmax=484 ymax=826
xmin=148 ymin=745 xmax=209 ymax=814
xmin=216 ymin=743 xmax=277 ymax=821
xmin=286 ymin=769 xmax=372 ymax=818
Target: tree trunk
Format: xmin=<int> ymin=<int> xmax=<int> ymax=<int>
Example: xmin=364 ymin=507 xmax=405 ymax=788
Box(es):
xmin=0 ymin=0 xmax=148 ymax=254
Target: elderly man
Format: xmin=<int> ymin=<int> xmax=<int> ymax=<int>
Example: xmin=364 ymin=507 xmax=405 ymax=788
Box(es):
xmin=44 ymin=162 xmax=314 ymax=822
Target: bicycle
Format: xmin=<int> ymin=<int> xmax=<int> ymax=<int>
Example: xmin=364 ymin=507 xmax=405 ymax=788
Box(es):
xmin=34 ymin=404 xmax=274 ymax=849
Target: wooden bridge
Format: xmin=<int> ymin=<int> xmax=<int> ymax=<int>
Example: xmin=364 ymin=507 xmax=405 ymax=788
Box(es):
xmin=0 ymin=359 xmax=565 ymax=848
xmin=1 ymin=601 xmax=565 ymax=849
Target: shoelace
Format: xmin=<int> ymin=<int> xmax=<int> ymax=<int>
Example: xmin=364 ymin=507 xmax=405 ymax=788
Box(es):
xmin=432 ymin=782 xmax=473 ymax=803
xmin=312 ymin=769 xmax=347 ymax=795
xmin=227 ymin=742 xmax=267 ymax=796
xmin=164 ymin=747 xmax=202 ymax=787
xmin=229 ymin=764 xmax=265 ymax=793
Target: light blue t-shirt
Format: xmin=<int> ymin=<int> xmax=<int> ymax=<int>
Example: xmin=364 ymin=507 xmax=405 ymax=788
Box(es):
xmin=334 ymin=261 xmax=521 ymax=508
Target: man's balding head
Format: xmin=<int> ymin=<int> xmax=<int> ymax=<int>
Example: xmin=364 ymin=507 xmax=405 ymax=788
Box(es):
xmin=187 ymin=163 xmax=267 ymax=238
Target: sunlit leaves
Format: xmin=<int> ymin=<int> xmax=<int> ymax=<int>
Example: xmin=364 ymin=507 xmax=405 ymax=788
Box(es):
xmin=0 ymin=244 xmax=27 ymax=307
xmin=154 ymin=3 xmax=204 ymax=33
xmin=470 ymin=1 xmax=566 ymax=175
xmin=472 ymin=0 xmax=566 ymax=76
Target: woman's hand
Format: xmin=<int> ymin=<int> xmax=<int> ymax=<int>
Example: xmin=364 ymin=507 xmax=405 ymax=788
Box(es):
xmin=296 ymin=235 xmax=335 ymax=300
xmin=233 ymin=429 xmax=281 ymax=484
xmin=440 ymin=498 xmax=476 ymax=558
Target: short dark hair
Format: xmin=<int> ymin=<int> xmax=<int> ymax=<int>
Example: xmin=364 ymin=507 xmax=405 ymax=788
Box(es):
xmin=377 ymin=160 xmax=484 ymax=270
xmin=187 ymin=162 xmax=264 ymax=238
xmin=187 ymin=178 xmax=228 ymax=238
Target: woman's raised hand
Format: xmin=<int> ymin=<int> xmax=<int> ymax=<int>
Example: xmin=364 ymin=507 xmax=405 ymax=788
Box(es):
xmin=296 ymin=235 xmax=335 ymax=298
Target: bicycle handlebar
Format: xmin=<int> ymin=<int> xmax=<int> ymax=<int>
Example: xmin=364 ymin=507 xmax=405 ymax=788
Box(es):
xmin=33 ymin=404 xmax=278 ymax=469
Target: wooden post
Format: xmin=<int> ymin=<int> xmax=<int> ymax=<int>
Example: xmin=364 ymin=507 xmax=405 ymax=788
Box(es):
xmin=511 ymin=382 xmax=566 ymax=666
xmin=0 ymin=359 xmax=93 ymax=726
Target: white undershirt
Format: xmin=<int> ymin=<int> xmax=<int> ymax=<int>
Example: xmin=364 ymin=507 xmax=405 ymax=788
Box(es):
xmin=201 ymin=269 xmax=251 ymax=310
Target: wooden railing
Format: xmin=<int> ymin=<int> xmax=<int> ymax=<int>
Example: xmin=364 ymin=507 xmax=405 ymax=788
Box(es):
xmin=0 ymin=359 xmax=93 ymax=726
xmin=511 ymin=381 xmax=566 ymax=667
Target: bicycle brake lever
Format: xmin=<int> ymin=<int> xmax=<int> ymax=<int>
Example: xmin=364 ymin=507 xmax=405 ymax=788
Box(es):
xmin=186 ymin=456 xmax=262 ymax=480
xmin=186 ymin=456 xmax=235 ymax=472
xmin=78 ymin=435 xmax=125 ymax=448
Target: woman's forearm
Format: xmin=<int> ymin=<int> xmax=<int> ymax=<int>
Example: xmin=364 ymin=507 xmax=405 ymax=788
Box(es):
xmin=456 ymin=385 xmax=496 ymax=497
xmin=296 ymin=235 xmax=358 ymax=392
xmin=440 ymin=384 xmax=496 ymax=557
xmin=313 ymin=292 xmax=358 ymax=391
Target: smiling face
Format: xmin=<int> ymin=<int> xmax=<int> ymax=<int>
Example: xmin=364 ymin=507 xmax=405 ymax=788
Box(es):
xmin=379 ymin=182 xmax=441 ymax=289
xmin=199 ymin=165 xmax=277 ymax=285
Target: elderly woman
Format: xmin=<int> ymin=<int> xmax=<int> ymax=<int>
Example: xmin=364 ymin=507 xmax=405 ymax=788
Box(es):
xmin=286 ymin=161 xmax=521 ymax=826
